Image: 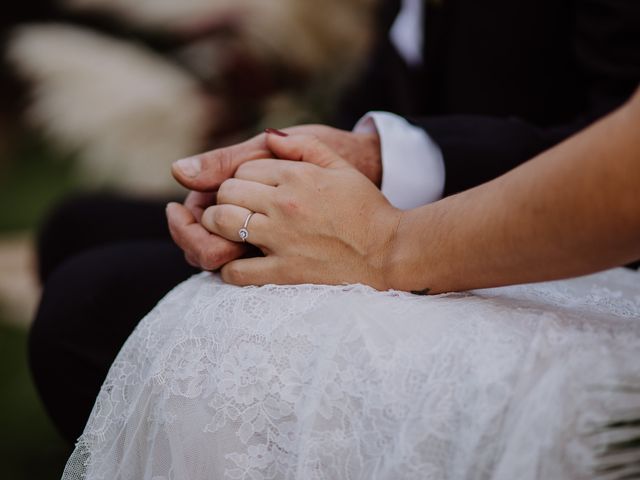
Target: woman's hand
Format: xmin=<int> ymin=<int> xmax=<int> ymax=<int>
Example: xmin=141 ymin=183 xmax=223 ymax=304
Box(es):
xmin=198 ymin=132 xmax=402 ymax=289
xmin=167 ymin=125 xmax=381 ymax=272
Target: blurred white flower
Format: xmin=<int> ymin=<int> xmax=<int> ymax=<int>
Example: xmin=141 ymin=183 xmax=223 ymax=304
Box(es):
xmin=8 ymin=24 xmax=218 ymax=194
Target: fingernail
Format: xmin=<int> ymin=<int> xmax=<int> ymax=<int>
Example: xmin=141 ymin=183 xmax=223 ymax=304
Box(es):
xmin=264 ymin=128 xmax=288 ymax=137
xmin=174 ymin=156 xmax=202 ymax=177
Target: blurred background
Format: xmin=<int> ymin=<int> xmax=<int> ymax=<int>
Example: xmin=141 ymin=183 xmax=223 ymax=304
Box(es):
xmin=0 ymin=0 xmax=377 ymax=477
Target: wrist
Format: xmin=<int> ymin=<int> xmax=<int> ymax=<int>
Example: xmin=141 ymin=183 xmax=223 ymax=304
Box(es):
xmin=381 ymin=206 xmax=447 ymax=294
xmin=380 ymin=209 xmax=423 ymax=292
xmin=354 ymin=131 xmax=382 ymax=187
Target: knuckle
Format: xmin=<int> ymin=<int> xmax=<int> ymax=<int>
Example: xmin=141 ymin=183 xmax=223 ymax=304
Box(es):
xmin=275 ymin=193 xmax=301 ymax=216
xmin=283 ymin=163 xmax=312 ymax=183
xmin=223 ymin=263 xmax=245 ymax=285
xmin=204 ymin=206 xmax=234 ymax=233
xmin=209 ymin=207 xmax=227 ymax=230
xmin=235 ymin=162 xmax=251 ymax=178
xmin=199 ymin=249 xmax=220 ymax=271
xmin=306 ymin=135 xmax=323 ymax=153
xmin=298 ymin=162 xmax=315 ymax=176
xmin=208 ymin=148 xmax=235 ymax=179
xmin=217 ymin=178 xmax=237 ymax=202
xmin=308 ymin=134 xmax=322 ymax=146
xmin=281 ymin=165 xmax=301 ymax=182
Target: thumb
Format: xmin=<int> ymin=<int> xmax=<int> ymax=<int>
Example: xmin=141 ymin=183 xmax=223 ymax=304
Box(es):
xmin=265 ymin=131 xmax=351 ymax=169
xmin=172 ymin=136 xmax=267 ymax=191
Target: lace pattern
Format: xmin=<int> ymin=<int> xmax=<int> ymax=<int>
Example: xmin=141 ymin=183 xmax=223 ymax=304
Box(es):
xmin=62 ymin=268 xmax=640 ymax=480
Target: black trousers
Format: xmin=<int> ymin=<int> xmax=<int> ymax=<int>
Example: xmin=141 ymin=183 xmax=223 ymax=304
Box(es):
xmin=30 ymin=194 xmax=197 ymax=443
xmin=30 ymin=194 xmax=640 ymax=444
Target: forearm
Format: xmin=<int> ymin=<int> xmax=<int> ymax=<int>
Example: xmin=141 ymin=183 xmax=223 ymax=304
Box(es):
xmin=387 ymin=93 xmax=640 ymax=293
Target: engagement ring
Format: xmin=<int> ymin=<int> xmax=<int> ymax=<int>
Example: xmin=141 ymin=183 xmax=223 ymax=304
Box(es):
xmin=239 ymin=212 xmax=255 ymax=242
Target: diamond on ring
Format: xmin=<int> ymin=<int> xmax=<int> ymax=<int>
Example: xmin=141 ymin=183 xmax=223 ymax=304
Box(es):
xmin=238 ymin=212 xmax=254 ymax=242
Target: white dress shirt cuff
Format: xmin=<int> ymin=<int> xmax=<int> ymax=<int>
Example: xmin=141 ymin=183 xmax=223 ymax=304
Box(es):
xmin=354 ymin=111 xmax=445 ymax=210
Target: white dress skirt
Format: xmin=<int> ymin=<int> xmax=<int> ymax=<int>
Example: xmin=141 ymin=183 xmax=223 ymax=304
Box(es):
xmin=61 ymin=268 xmax=640 ymax=480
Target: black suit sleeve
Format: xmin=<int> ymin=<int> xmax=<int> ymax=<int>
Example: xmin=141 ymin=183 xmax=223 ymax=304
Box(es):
xmin=419 ymin=0 xmax=640 ymax=196
xmin=413 ymin=114 xmax=592 ymax=197
xmin=340 ymin=0 xmax=640 ymax=197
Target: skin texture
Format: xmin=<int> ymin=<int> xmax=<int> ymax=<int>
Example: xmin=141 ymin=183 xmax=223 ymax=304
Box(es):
xmin=385 ymin=89 xmax=640 ymax=293
xmin=168 ymin=124 xmax=381 ymax=271
xmin=197 ymin=134 xmax=399 ymax=288
xmin=169 ymin=90 xmax=640 ymax=292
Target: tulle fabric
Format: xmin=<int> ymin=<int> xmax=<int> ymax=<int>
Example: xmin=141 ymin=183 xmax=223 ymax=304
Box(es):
xmin=62 ymin=268 xmax=640 ymax=480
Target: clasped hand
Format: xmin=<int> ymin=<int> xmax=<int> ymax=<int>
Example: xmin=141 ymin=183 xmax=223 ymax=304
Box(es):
xmin=167 ymin=127 xmax=401 ymax=290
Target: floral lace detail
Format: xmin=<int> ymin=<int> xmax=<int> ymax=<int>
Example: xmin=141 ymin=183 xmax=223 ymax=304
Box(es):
xmin=62 ymin=269 xmax=640 ymax=480
xmin=481 ymin=268 xmax=640 ymax=319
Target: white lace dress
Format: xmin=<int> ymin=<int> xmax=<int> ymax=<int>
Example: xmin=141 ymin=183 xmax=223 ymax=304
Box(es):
xmin=62 ymin=268 xmax=640 ymax=480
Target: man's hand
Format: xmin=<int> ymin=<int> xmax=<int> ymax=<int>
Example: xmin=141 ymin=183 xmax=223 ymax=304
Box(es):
xmin=171 ymin=124 xmax=382 ymax=192
xmin=168 ymin=125 xmax=382 ymax=271
xmin=194 ymin=132 xmax=400 ymax=289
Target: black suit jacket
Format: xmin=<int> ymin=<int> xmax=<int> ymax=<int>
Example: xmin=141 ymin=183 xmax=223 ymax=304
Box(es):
xmin=338 ymin=0 xmax=640 ymax=196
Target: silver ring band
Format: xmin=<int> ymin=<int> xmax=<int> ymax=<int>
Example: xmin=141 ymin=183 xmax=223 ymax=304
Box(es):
xmin=238 ymin=212 xmax=254 ymax=242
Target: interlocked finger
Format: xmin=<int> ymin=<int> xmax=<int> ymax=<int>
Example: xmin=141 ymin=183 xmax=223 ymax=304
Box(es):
xmin=202 ymin=204 xmax=271 ymax=247
xmin=235 ymin=159 xmax=302 ymax=186
xmin=217 ymin=178 xmax=276 ymax=215
xmin=166 ymin=202 xmax=246 ymax=271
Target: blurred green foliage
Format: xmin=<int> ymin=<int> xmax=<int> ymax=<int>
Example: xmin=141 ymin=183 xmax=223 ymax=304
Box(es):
xmin=0 ymin=132 xmax=77 ymax=478
xmin=0 ymin=133 xmax=78 ymax=232
xmin=0 ymin=319 xmax=70 ymax=478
